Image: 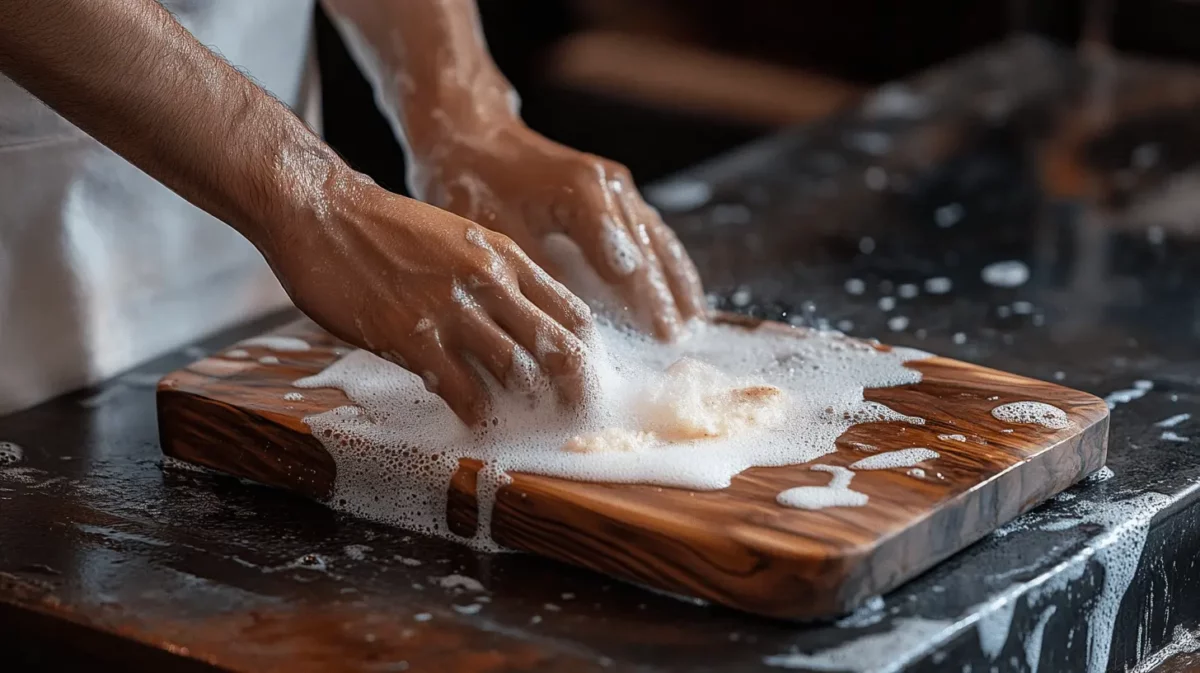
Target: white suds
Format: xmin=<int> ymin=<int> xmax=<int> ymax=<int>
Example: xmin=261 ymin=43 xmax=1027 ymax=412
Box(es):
xmin=981 ymin=261 xmax=1030 ymax=288
xmin=764 ymin=618 xmax=953 ymax=670
xmin=437 ymin=574 xmax=485 ymax=592
xmin=976 ymin=594 xmax=1018 ymax=660
xmin=907 ymin=468 xmax=925 ymax=478
xmin=1130 ymin=626 xmax=1200 ymax=673
xmin=1024 ymin=606 xmax=1057 ymax=673
xmin=295 ymin=320 xmax=926 ymax=549
xmin=0 ymin=442 xmax=22 ymax=466
xmin=284 ymin=392 xmax=305 ymax=402
xmin=224 ymin=349 xmax=250 ymax=359
xmin=1154 ymin=413 xmax=1190 ymax=428
xmin=937 ymin=434 xmax=967 ymax=442
xmin=849 ymin=448 xmax=938 ymax=470
xmin=991 ymin=402 xmax=1072 ymax=430
xmin=452 ymin=603 xmax=482 ymax=615
xmin=1079 ymin=493 xmax=1172 ymax=672
xmin=238 ymin=336 xmax=311 ymax=352
xmin=343 ymin=544 xmax=370 ymax=560
xmin=1104 ymin=380 xmax=1154 ymax=409
xmin=1160 ymin=431 xmax=1189 ymax=443
xmin=924 ymin=277 xmax=953 ymax=294
xmin=600 ymin=217 xmax=640 ymax=275
xmin=776 ymin=465 xmax=869 ymax=510
xmin=835 ymin=595 xmax=887 ymax=628
xmin=413 ymin=613 xmax=432 ymax=622
xmin=259 ymin=355 xmax=280 ymax=365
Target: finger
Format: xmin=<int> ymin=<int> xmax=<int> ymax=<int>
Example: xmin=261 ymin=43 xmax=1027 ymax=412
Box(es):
xmin=645 ymin=215 xmax=707 ymax=322
xmin=613 ymin=190 xmax=685 ymax=339
xmin=623 ymin=258 xmax=684 ymax=340
xmin=505 ymin=244 xmax=594 ymax=340
xmin=405 ymin=334 xmax=493 ymax=428
xmin=476 ymin=280 xmax=589 ymax=407
xmin=557 ymin=180 xmax=645 ymax=285
xmin=456 ymin=312 xmax=536 ymax=394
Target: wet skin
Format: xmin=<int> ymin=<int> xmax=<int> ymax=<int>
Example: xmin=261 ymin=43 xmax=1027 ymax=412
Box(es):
xmin=0 ymin=0 xmax=706 ymax=424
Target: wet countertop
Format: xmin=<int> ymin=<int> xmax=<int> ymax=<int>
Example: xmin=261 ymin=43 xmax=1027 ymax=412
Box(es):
xmin=2 ymin=37 xmax=1200 ymax=672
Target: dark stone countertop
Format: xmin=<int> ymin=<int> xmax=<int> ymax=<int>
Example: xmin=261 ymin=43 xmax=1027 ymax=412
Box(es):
xmin=2 ymin=37 xmax=1199 ymax=672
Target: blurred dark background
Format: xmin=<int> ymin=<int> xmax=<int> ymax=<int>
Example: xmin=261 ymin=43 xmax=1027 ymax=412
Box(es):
xmin=316 ymin=0 xmax=1200 ymax=194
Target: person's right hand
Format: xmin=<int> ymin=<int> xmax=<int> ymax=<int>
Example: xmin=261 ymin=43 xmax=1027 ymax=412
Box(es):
xmin=263 ymin=176 xmax=595 ymax=427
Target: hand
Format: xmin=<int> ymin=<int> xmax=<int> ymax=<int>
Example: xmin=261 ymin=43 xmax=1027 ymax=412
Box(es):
xmin=409 ymin=121 xmax=707 ymax=340
xmin=264 ymin=177 xmax=594 ymax=426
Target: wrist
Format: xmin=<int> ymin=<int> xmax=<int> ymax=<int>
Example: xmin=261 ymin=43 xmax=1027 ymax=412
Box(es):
xmin=402 ymin=72 xmax=523 ymax=162
xmin=247 ymin=129 xmax=371 ymax=259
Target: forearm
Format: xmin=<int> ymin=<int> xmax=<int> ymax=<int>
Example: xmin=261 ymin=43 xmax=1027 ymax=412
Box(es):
xmin=320 ymin=0 xmax=519 ymax=161
xmin=0 ymin=0 xmax=350 ymax=251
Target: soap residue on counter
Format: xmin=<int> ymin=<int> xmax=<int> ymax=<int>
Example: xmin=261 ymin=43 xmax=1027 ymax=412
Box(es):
xmin=238 ymin=335 xmax=311 ymax=352
xmin=1104 ymin=380 xmax=1153 ymax=409
xmin=295 ymin=319 xmax=929 ymax=549
xmin=0 ymin=441 xmax=23 ymax=466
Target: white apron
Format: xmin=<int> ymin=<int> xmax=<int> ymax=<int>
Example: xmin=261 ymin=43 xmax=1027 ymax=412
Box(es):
xmin=0 ymin=0 xmax=319 ymax=413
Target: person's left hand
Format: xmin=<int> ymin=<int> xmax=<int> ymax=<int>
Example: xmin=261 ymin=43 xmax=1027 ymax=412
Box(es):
xmin=408 ymin=120 xmax=707 ymax=341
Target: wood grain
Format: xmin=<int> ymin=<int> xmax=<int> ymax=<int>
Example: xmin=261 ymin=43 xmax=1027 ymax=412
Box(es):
xmin=158 ymin=317 xmax=1109 ymax=620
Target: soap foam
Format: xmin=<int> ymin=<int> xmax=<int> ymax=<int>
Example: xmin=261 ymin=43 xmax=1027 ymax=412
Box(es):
xmin=1154 ymin=413 xmax=1190 ymax=428
xmin=991 ymin=401 xmax=1071 ymax=430
xmin=1103 ymin=380 xmax=1154 ymax=409
xmin=437 ymin=574 xmax=485 ymax=592
xmin=0 ymin=441 xmax=22 ymax=466
xmin=763 ymin=617 xmax=953 ymax=671
xmin=238 ymin=336 xmax=311 ymax=352
xmin=1024 ymin=605 xmax=1058 ymax=673
xmin=776 ymin=465 xmax=869 ymax=510
xmin=981 ymin=260 xmax=1030 ymax=288
xmin=295 ymin=320 xmax=927 ymax=549
xmin=849 ymin=448 xmax=938 ymax=470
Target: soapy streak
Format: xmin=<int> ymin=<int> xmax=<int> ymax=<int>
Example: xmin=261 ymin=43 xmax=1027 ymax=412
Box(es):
xmin=296 ymin=320 xmax=928 ymax=550
xmin=776 ymin=465 xmax=869 ymax=510
xmin=849 ymin=448 xmax=938 ymax=470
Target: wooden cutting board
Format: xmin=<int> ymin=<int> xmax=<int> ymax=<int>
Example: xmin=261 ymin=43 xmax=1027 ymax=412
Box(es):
xmin=157 ymin=317 xmax=1109 ymax=620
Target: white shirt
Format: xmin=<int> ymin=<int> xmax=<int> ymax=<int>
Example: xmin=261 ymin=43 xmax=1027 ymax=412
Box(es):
xmin=0 ymin=0 xmax=320 ymax=414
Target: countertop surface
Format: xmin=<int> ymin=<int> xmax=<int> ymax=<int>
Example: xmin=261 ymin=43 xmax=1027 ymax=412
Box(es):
xmin=3 ymin=37 xmax=1200 ymax=672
